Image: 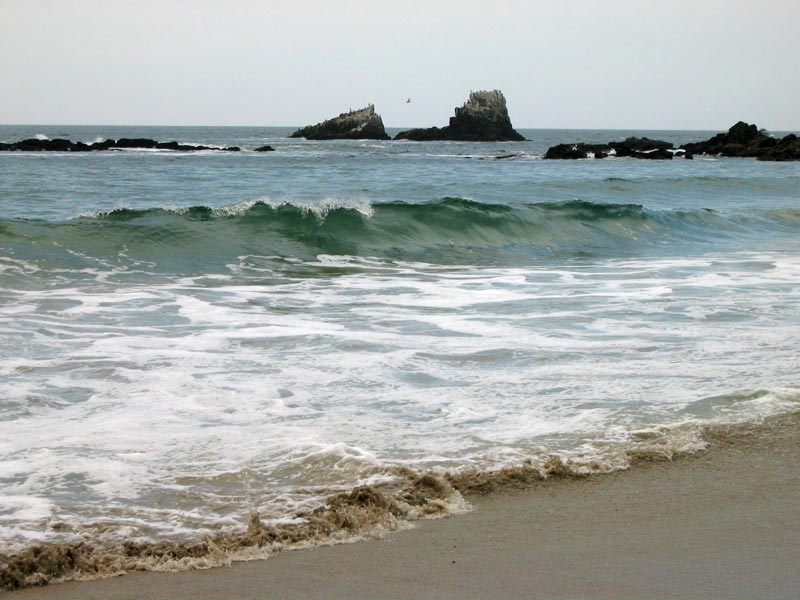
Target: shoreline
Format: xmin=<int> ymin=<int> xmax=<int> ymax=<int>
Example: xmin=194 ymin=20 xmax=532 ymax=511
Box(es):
xmin=7 ymin=412 xmax=799 ymax=599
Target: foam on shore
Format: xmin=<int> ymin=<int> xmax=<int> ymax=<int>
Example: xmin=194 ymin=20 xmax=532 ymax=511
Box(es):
xmin=3 ymin=411 xmax=796 ymax=591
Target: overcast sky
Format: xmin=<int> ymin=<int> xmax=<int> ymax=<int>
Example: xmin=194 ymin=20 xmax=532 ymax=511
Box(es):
xmin=2 ymin=0 xmax=798 ymax=130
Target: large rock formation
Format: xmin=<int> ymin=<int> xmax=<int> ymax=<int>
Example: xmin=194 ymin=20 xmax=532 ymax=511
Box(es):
xmin=0 ymin=138 xmax=241 ymax=152
xmin=680 ymin=122 xmax=800 ymax=161
xmin=544 ymin=137 xmax=675 ymax=160
xmin=289 ymin=105 xmax=390 ymax=140
xmin=395 ymin=90 xmax=526 ymax=142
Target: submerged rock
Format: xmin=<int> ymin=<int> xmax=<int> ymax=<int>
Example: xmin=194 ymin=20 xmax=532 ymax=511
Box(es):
xmin=680 ymin=122 xmax=800 ymax=161
xmin=289 ymin=105 xmax=390 ymax=140
xmin=395 ymin=90 xmax=526 ymax=142
xmin=0 ymin=138 xmax=241 ymax=152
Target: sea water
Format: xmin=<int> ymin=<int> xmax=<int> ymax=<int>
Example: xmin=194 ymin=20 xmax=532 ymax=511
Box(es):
xmin=1 ymin=125 xmax=799 ymax=583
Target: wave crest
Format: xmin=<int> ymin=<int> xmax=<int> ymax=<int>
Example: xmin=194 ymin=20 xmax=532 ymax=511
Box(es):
xmin=2 ymin=198 xmax=799 ymax=273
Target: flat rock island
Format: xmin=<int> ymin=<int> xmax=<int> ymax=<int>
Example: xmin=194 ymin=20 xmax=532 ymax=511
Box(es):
xmin=289 ymin=105 xmax=390 ymax=140
xmin=395 ymin=90 xmax=526 ymax=142
xmin=0 ymin=138 xmax=242 ymax=152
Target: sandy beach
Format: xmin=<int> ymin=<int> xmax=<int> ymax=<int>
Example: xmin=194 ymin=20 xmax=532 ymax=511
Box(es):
xmin=7 ymin=412 xmax=798 ymax=600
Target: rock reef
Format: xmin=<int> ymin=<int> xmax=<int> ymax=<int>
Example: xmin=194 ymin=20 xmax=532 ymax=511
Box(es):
xmin=545 ymin=137 xmax=676 ymax=160
xmin=289 ymin=105 xmax=390 ymax=140
xmin=680 ymin=121 xmax=800 ymax=161
xmin=395 ymin=90 xmax=525 ymax=142
xmin=0 ymin=138 xmax=241 ymax=152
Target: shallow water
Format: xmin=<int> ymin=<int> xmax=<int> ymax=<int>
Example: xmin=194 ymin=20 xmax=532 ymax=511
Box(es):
xmin=1 ymin=125 xmax=799 ymax=586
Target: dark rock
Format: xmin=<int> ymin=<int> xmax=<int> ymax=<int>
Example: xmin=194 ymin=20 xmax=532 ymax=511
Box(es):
xmin=757 ymin=137 xmax=779 ymax=149
xmin=544 ymin=144 xmax=589 ymax=159
xmin=48 ymin=139 xmax=74 ymax=151
xmin=115 ymin=138 xmax=159 ymax=149
xmin=395 ymin=126 xmax=448 ymax=142
xmin=111 ymin=139 xmax=240 ymax=152
xmin=610 ymin=137 xmax=673 ymax=154
xmin=680 ymin=121 xmax=799 ymax=160
xmin=727 ymin=121 xmax=760 ymax=144
xmin=395 ymin=90 xmax=526 ymax=142
xmin=9 ymin=138 xmax=57 ymax=151
xmin=631 ymin=148 xmax=673 ymax=160
xmin=91 ymin=139 xmax=116 ymax=150
xmin=254 ymin=145 xmax=275 ymax=152
xmin=155 ymin=141 xmax=183 ymax=150
xmin=290 ymin=105 xmax=390 ymax=140
xmin=0 ymin=138 xmax=75 ymax=151
xmin=756 ymin=143 xmax=800 ymax=161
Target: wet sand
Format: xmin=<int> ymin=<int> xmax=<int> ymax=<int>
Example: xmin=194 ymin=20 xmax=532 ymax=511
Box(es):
xmin=9 ymin=413 xmax=800 ymax=599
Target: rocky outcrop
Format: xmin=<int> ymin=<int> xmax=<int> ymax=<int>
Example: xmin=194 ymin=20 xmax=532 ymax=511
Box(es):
xmin=395 ymin=90 xmax=525 ymax=142
xmin=543 ymin=123 xmax=800 ymax=161
xmin=544 ymin=137 xmax=676 ymax=160
xmin=680 ymin=122 xmax=800 ymax=161
xmin=289 ymin=105 xmax=390 ymax=140
xmin=0 ymin=138 xmax=241 ymax=152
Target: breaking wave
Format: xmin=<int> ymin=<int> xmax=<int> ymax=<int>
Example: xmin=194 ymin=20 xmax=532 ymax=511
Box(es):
xmin=2 ymin=198 xmax=798 ymax=275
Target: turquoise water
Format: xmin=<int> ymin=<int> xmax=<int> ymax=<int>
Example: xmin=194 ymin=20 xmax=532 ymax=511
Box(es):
xmin=2 ymin=126 xmax=799 ymax=221
xmin=1 ymin=125 xmax=799 ymax=577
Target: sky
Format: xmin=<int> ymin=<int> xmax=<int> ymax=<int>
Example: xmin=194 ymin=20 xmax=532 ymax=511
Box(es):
xmin=1 ymin=0 xmax=798 ymax=130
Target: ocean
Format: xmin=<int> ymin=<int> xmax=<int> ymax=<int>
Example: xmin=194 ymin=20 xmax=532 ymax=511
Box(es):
xmin=1 ymin=124 xmax=799 ymax=586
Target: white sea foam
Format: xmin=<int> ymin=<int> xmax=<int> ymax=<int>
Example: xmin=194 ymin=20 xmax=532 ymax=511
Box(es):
xmin=1 ymin=251 xmax=799 ymax=551
xmin=0 ymin=257 xmax=41 ymax=275
xmin=0 ymin=496 xmax=54 ymax=546
xmin=244 ymin=195 xmax=376 ymax=218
